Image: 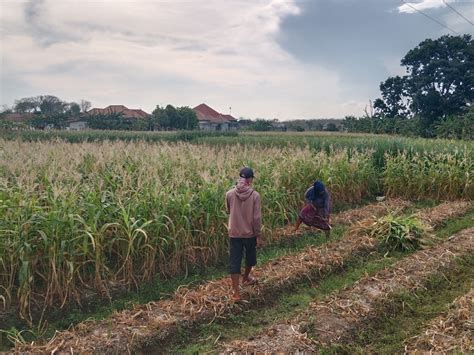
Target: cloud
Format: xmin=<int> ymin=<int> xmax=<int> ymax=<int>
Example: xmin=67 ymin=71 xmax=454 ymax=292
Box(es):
xmin=398 ymin=0 xmax=453 ymax=14
xmin=398 ymin=0 xmax=474 ymax=35
xmin=2 ymin=0 xmax=471 ymax=118
xmin=1 ymin=0 xmax=354 ymax=118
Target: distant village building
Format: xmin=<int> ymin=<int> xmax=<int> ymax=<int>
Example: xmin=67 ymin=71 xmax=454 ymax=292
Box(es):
xmin=193 ymin=103 xmax=237 ymax=131
xmin=87 ymin=105 xmax=150 ymax=119
xmin=1 ymin=112 xmax=35 ymax=129
xmin=65 ymin=118 xmax=88 ymax=131
xmin=66 ymin=105 xmax=150 ymax=130
xmin=2 ymin=112 xmax=35 ymax=123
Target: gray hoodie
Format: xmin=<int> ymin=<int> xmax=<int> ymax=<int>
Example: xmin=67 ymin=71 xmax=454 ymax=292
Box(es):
xmin=225 ymin=179 xmax=262 ymax=238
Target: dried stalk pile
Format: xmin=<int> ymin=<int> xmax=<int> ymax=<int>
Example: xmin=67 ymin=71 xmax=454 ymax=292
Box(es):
xmin=404 ymin=288 xmax=474 ymax=354
xmin=223 ymin=226 xmax=474 ymax=353
xmin=11 ymin=201 xmax=469 ymax=354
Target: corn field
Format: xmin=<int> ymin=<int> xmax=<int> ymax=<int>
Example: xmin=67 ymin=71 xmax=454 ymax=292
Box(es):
xmin=0 ymin=137 xmax=471 ymax=322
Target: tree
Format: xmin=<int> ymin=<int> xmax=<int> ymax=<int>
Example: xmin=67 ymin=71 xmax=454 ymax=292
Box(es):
xmin=80 ymin=100 xmax=92 ymax=113
xmin=402 ymin=35 xmax=473 ymax=122
xmin=152 ymin=105 xmax=170 ymax=130
xmin=14 ymin=97 xmax=41 ymax=113
xmin=373 ymin=76 xmax=410 ymax=118
xmin=14 ymin=95 xmax=67 ymax=114
xmin=151 ymin=104 xmax=199 ymax=130
xmin=176 ymin=106 xmax=198 ymax=130
xmin=68 ymin=102 xmax=81 ymax=116
xmin=0 ymin=105 xmax=12 ymax=114
xmin=435 ymin=107 xmax=474 ymax=140
xmin=375 ymin=34 xmax=473 ymax=137
xmin=30 ymin=112 xmax=69 ymax=130
xmin=249 ymin=119 xmax=272 ymax=131
xmin=324 ymin=122 xmax=338 ymax=132
xmin=38 ymin=95 xmax=66 ymax=114
xmin=165 ymin=105 xmax=178 ymax=129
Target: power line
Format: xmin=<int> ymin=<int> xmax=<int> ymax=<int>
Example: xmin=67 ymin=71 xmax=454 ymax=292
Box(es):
xmin=401 ymin=0 xmax=460 ymax=35
xmin=442 ymin=0 xmax=474 ymax=26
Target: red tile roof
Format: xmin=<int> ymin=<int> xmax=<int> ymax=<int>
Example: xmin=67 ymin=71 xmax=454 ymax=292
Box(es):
xmin=221 ymin=114 xmax=237 ymax=122
xmin=87 ymin=105 xmax=150 ymax=119
xmin=2 ymin=113 xmax=35 ymax=122
xmin=193 ymin=103 xmax=236 ymax=124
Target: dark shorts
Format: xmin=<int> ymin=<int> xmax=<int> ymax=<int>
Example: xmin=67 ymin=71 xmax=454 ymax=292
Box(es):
xmin=229 ymin=237 xmax=257 ymax=274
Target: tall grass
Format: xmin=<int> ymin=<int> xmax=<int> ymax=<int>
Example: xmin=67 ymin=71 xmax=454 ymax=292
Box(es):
xmin=0 ymin=139 xmax=377 ymax=322
xmin=384 ymin=151 xmax=473 ymax=199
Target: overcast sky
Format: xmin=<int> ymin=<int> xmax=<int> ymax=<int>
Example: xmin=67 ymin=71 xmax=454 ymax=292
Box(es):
xmin=1 ymin=0 xmax=473 ymax=119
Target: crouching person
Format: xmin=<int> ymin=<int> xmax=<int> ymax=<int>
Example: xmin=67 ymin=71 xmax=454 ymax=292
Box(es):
xmin=226 ymin=167 xmax=263 ymax=301
xmin=294 ymin=180 xmax=332 ymax=238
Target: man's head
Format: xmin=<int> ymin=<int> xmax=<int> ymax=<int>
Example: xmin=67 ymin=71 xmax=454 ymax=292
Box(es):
xmin=239 ymin=167 xmax=254 ymax=184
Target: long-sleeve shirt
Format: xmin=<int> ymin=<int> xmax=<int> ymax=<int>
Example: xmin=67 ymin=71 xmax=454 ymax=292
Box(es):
xmin=226 ymin=184 xmax=262 ymax=238
xmin=304 ymin=186 xmax=332 ymax=218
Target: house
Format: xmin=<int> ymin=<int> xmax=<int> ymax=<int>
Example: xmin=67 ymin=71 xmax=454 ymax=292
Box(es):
xmin=1 ymin=113 xmax=36 ymax=129
xmin=193 ymin=103 xmax=237 ymax=131
xmin=65 ymin=117 xmax=88 ymax=131
xmin=64 ymin=105 xmax=151 ymax=130
xmin=2 ymin=112 xmax=36 ymax=123
xmin=86 ymin=105 xmax=150 ymax=119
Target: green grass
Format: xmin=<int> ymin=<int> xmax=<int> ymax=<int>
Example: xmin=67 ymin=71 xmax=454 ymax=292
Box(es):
xmin=321 ymin=255 xmax=474 ymax=355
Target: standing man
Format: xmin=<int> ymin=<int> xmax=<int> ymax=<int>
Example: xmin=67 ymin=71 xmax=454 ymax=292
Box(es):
xmin=226 ymin=167 xmax=262 ymax=301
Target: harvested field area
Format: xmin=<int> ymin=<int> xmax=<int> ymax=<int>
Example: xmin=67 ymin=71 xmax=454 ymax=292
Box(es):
xmin=222 ymin=226 xmax=474 ymax=353
xmin=405 ymin=288 xmax=474 ymax=353
xmin=10 ymin=201 xmax=470 ymax=354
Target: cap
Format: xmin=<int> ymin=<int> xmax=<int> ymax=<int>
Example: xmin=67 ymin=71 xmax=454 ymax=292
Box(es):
xmin=239 ymin=167 xmax=255 ymax=179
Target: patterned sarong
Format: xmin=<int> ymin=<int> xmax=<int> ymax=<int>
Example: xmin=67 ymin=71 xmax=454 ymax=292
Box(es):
xmin=298 ymin=203 xmax=331 ymax=230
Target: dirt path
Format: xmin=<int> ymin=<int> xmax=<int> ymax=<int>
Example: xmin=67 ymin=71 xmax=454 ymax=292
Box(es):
xmin=404 ymin=288 xmax=474 ymax=354
xmin=10 ymin=200 xmax=469 ymax=354
xmin=222 ymin=226 xmax=474 ymax=353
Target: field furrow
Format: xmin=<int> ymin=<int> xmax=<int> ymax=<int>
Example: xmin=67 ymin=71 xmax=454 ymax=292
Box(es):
xmin=222 ymin=225 xmax=474 ymax=353
xmin=11 ymin=201 xmax=470 ymax=354
xmin=404 ymin=288 xmax=474 ymax=354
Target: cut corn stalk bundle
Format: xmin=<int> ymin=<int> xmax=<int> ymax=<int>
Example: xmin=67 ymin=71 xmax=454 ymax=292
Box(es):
xmin=351 ymin=214 xmax=431 ymax=252
xmin=404 ymin=288 xmax=474 ymax=354
xmin=222 ymin=226 xmax=474 ymax=353
xmin=348 ymin=200 xmax=471 ymax=253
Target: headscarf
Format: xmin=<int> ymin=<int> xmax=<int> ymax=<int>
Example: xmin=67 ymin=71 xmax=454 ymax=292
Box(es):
xmin=235 ymin=177 xmax=253 ymax=201
xmin=309 ymin=180 xmax=326 ymax=201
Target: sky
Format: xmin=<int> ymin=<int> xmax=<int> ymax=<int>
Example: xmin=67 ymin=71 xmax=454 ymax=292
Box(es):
xmin=0 ymin=0 xmax=473 ymax=120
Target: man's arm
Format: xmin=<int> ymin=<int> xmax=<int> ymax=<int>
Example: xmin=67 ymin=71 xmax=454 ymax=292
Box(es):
xmin=253 ymin=193 xmax=262 ymax=242
xmin=225 ymin=191 xmax=230 ymax=214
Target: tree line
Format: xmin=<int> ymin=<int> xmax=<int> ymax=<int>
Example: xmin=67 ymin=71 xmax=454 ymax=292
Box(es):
xmin=1 ymin=96 xmax=199 ymax=131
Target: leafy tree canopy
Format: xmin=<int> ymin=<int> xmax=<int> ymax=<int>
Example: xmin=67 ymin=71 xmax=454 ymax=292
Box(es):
xmin=375 ymin=34 xmax=473 ymax=133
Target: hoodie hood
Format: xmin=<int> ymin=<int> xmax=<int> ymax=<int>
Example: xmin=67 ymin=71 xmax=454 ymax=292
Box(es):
xmin=235 ymin=177 xmax=254 ymax=201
